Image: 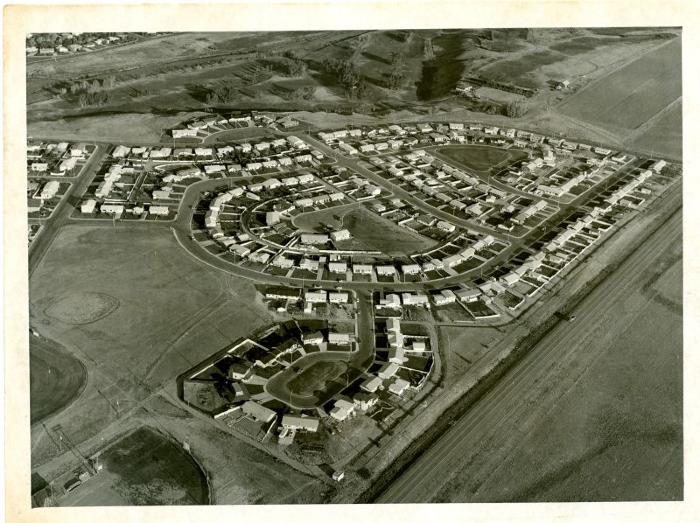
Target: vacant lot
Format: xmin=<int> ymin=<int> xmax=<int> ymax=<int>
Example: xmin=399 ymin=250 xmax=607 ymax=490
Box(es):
xmin=288 ymin=360 xmax=349 ymax=395
xmin=30 ymin=336 xmax=87 ymax=424
xmin=558 ymin=38 xmax=681 ymax=134
xmin=436 ymin=144 xmax=527 ymax=174
xmin=59 ymin=427 xmax=208 ymax=505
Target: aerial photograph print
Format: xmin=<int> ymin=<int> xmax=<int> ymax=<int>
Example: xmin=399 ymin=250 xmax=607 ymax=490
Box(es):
xmin=23 ymin=24 xmax=682 ymax=507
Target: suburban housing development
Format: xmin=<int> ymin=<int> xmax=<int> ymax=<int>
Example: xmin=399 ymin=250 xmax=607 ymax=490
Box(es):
xmin=24 ymin=26 xmax=682 ymax=509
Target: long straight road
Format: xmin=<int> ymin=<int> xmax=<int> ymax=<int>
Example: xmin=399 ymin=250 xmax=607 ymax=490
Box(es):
xmin=377 ymin=198 xmax=682 ymax=503
xmin=28 ymin=145 xmax=108 ymax=277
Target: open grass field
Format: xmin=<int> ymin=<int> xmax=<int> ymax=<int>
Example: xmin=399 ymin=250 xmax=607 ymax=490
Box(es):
xmin=30 ymin=335 xmax=87 ymax=424
xmin=29 ymin=224 xmax=274 ymax=452
xmin=557 ymin=38 xmax=681 ymax=134
xmin=435 ymin=144 xmax=528 ymax=174
xmin=288 ymin=360 xmax=349 ymax=395
xmin=60 ymin=427 xmax=209 ymax=505
xmin=340 ymin=206 xmax=437 ymax=256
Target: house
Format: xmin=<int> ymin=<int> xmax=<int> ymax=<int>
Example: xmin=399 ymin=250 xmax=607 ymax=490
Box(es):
xmin=27 ymin=198 xmax=43 ymax=213
xmin=376 ymin=265 xmax=396 ymax=276
xmin=265 ymin=287 xmax=301 ymax=301
xmin=455 ymin=288 xmax=481 ymax=303
xmin=556 ymin=79 xmax=570 ymax=90
xmin=353 ymin=264 xmax=373 ymax=275
xmin=360 ymin=376 xmax=384 ymax=393
xmin=328 ymin=261 xmax=347 ymax=274
xmin=299 ymin=258 xmax=320 ymax=272
xmin=330 ymin=399 xmax=356 ymax=421
xmin=402 ymin=293 xmax=430 ymax=306
xmin=328 ymin=292 xmax=349 ymax=304
xmin=80 ymin=199 xmax=96 ymax=214
xmin=353 ymin=393 xmax=379 ymax=412
xmin=272 ymin=256 xmax=294 ymax=269
xmin=433 ymin=289 xmax=457 ymax=306
xmin=410 ymin=341 xmax=427 ymax=352
xmin=301 ymin=233 xmax=329 ymax=245
xmin=401 ymin=264 xmax=421 ymax=275
xmin=388 ymin=378 xmax=410 ymax=396
xmin=30 ymin=163 xmax=49 ymax=172
xmin=266 ymin=211 xmax=281 ymax=225
xmin=305 ymin=290 xmax=327 ymax=303
xmin=100 ymin=203 xmax=125 ymax=215
xmin=241 ymin=401 xmax=276 ymax=424
xmin=388 ymin=348 xmax=407 ymax=364
xmin=329 ymin=332 xmax=352 ymax=344
xmin=331 ymin=229 xmax=351 ymax=242
xmin=303 ymin=331 xmax=325 ymax=345
xmin=378 ymin=293 xmax=402 ymax=308
xmin=40 ymin=181 xmax=60 ymax=200
xmin=149 ymin=206 xmax=170 ymax=216
xmin=436 ymin=220 xmax=456 ymax=233
xmin=281 ymin=415 xmax=319 ymax=432
xmin=58 ymin=157 xmax=78 ymax=173
xmin=378 ymin=362 xmax=400 ymax=380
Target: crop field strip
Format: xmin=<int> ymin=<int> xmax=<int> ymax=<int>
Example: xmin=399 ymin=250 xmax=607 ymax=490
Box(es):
xmin=558 ymin=37 xmax=681 ymax=132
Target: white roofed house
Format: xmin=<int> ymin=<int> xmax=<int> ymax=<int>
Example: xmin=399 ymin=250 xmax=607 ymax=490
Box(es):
xmin=433 ymin=289 xmax=457 ymax=306
xmin=301 ymin=233 xmax=329 ymax=245
xmin=360 ymin=376 xmax=384 ymax=393
xmin=376 ymin=265 xmax=396 ymax=277
xmin=352 ymin=264 xmax=373 ymax=275
xmin=80 ymin=199 xmax=97 ymax=214
xmin=330 ymin=399 xmax=356 ymax=421
xmin=379 ymin=293 xmax=402 ymax=309
xmin=194 ymin=147 xmax=214 ymax=158
xmin=328 ymin=332 xmax=352 ymax=345
xmin=281 ymin=415 xmax=319 ymax=433
xmin=305 ymin=290 xmax=327 ymax=303
xmin=299 ymin=258 xmax=320 ymax=272
xmin=40 ymin=181 xmax=60 ymax=200
xmin=401 ymin=263 xmax=422 ymax=275
xmin=328 ymin=292 xmax=349 ymax=304
xmin=378 ymin=362 xmax=400 ymax=380
xmin=58 ymin=157 xmax=78 ymax=174
xmin=328 ymin=261 xmax=348 ymax=274
xmin=388 ymin=378 xmax=410 ymax=397
xmin=30 ymin=162 xmax=49 ymax=173
xmin=436 ymin=220 xmax=456 ymax=233
xmin=149 ymin=206 xmax=170 ymax=216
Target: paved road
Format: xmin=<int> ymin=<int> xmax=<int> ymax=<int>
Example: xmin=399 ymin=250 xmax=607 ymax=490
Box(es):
xmin=377 ymin=196 xmax=682 ymax=503
xmin=28 ymin=145 xmax=108 ymax=278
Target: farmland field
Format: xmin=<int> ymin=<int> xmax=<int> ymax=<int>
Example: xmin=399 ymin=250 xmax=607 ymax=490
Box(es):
xmin=437 ymin=247 xmax=683 ymax=502
xmin=30 ymin=336 xmax=87 ymax=424
xmin=435 ymin=144 xmax=528 ymax=174
xmin=557 ymin=38 xmax=681 ymax=134
xmin=628 ymin=102 xmax=682 ymax=160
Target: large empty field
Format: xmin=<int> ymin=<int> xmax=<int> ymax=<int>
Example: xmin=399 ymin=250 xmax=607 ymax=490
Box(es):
xmin=435 ymin=145 xmax=528 ymax=174
xmin=59 ymin=427 xmax=209 ymax=506
xmin=342 ymin=206 xmax=437 ymax=256
xmin=30 ymin=336 xmax=87 ymax=424
xmin=558 ymin=38 xmax=681 ymax=134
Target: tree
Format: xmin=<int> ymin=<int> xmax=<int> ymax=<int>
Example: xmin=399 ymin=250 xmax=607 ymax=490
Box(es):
xmin=505 ymin=100 xmax=528 ymax=118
